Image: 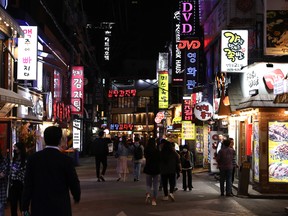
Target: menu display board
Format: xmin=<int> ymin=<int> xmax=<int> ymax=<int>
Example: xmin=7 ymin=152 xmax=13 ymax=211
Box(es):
xmin=268 ymin=121 xmax=288 ymax=183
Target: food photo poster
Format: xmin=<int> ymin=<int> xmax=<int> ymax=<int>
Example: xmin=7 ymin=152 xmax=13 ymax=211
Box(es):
xmin=268 ymin=121 xmax=288 ymax=183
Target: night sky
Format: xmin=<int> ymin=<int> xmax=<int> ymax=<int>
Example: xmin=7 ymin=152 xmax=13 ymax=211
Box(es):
xmin=82 ymin=0 xmax=175 ymax=78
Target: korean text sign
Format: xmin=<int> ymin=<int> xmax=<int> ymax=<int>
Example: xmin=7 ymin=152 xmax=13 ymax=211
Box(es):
xmin=17 ymin=26 xmax=38 ymax=80
xmin=71 ymin=66 xmax=84 ymax=115
xmin=221 ymin=30 xmax=248 ymax=72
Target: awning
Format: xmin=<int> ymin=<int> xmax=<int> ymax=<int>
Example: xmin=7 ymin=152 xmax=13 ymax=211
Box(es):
xmin=0 ymin=87 xmax=33 ymax=107
xmin=236 ymin=94 xmax=288 ymax=110
xmin=0 ymin=7 xmax=24 ymax=37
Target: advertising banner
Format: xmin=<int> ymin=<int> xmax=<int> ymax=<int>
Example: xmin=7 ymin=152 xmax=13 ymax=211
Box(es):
xmin=264 ymin=0 xmax=288 ymax=55
xmin=253 ymin=121 xmax=260 ymax=182
xmin=221 ymin=30 xmax=248 ymax=72
xmin=17 ymin=26 xmax=38 ymax=80
xmin=268 ymin=121 xmax=288 ymax=183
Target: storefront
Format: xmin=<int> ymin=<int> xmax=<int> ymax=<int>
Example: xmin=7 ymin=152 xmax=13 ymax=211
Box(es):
xmin=235 ymin=62 xmax=288 ymax=193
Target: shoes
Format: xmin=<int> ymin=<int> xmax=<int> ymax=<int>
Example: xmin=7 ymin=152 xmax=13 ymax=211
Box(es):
xmin=116 ymin=177 xmax=121 ymax=182
xmin=169 ymin=193 xmax=175 ymax=202
xmin=134 ymin=178 xmax=139 ymax=182
xmin=151 ymin=198 xmax=157 ymax=206
xmin=174 ymin=187 xmax=178 ymax=192
xmin=189 ymin=188 xmax=192 ymax=191
xmin=221 ymin=193 xmax=224 ymax=196
xmin=183 ymin=188 xmax=187 ymax=191
xmin=145 ymin=193 xmax=151 ymax=204
xmin=226 ymin=193 xmax=234 ymax=197
xmin=162 ymin=196 xmax=169 ymax=201
xmin=100 ymin=175 xmax=105 ymax=182
xmin=97 ymin=178 xmax=101 ymax=182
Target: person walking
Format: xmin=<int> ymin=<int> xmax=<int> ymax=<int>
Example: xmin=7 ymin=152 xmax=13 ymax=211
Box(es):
xmin=143 ymin=137 xmax=160 ymax=206
xmin=93 ymin=130 xmax=110 ymax=182
xmin=132 ymin=137 xmax=144 ymax=182
xmin=9 ymin=142 xmax=27 ymax=216
xmin=180 ymin=145 xmax=194 ymax=191
xmin=116 ymin=136 xmax=130 ymax=182
xmin=0 ymin=149 xmax=9 ymax=216
xmin=159 ymin=139 xmax=181 ymax=202
xmin=229 ymin=138 xmax=238 ymax=186
xmin=21 ymin=126 xmax=81 ymax=216
xmin=216 ymin=139 xmax=236 ymax=197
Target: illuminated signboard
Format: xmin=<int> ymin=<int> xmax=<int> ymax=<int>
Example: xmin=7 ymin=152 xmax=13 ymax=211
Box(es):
xmin=108 ymin=89 xmax=137 ymax=98
xmin=17 ymin=26 xmax=38 ymax=80
xmin=194 ymin=101 xmax=213 ymax=121
xmin=181 ymin=121 xmax=195 ymax=140
xmin=73 ymin=119 xmax=82 ymax=150
xmin=54 ymin=70 xmax=62 ymax=100
xmin=71 ymin=66 xmax=84 ymax=115
xmin=182 ymin=96 xmax=193 ymax=121
xmin=180 ymin=0 xmax=198 ymax=36
xmin=221 ymin=30 xmax=248 ymax=72
xmin=268 ymin=121 xmax=288 ymax=183
xmin=158 ymin=71 xmax=169 ymax=109
xmin=172 ymin=10 xmax=183 ymax=86
xmin=178 ymin=38 xmax=201 ymax=94
xmin=110 ymin=123 xmax=134 ymax=131
xmin=104 ymin=30 xmax=111 ymax=61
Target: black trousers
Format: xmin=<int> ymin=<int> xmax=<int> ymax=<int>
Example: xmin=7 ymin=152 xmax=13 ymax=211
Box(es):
xmin=95 ymin=155 xmax=108 ymax=178
xmin=182 ymin=169 xmax=193 ymax=190
xmin=9 ymin=180 xmax=23 ymax=216
xmin=161 ymin=173 xmax=176 ymax=196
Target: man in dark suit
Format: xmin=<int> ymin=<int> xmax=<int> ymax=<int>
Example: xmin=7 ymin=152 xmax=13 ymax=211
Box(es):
xmin=93 ymin=130 xmax=110 ymax=182
xmin=21 ymin=126 xmax=81 ymax=216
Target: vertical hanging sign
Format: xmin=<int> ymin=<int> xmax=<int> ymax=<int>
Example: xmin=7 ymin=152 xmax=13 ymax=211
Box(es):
xmin=172 ymin=10 xmax=184 ymax=86
xmin=17 ymin=26 xmax=38 ymax=80
xmin=182 ymin=96 xmax=193 ymax=121
xmin=73 ymin=119 xmax=82 ymax=150
xmin=71 ymin=66 xmax=84 ymax=115
xmin=180 ymin=0 xmax=198 ymax=36
xmin=158 ymin=71 xmax=169 ymax=109
xmin=178 ymin=38 xmax=201 ymax=95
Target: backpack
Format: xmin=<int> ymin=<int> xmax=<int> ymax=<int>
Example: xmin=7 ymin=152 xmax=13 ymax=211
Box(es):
xmin=133 ymin=144 xmax=143 ymax=160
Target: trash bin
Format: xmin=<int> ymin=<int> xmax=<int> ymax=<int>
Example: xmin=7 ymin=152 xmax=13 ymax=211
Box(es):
xmin=237 ymin=161 xmax=251 ymax=196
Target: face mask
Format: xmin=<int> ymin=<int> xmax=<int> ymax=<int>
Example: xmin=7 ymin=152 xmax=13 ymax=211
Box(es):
xmin=183 ymin=149 xmax=188 ymax=152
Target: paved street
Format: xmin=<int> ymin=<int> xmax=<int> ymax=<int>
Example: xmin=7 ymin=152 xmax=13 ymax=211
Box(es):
xmin=69 ymin=156 xmax=288 ymax=216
